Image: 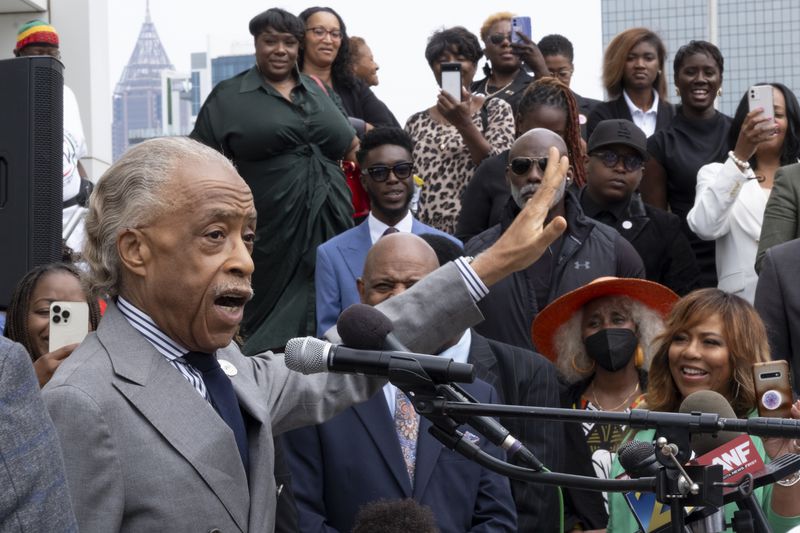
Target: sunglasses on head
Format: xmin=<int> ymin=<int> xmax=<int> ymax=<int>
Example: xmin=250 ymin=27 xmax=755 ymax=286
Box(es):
xmin=488 ymin=33 xmax=512 ymax=45
xmin=591 ymin=150 xmax=644 ymax=172
xmin=364 ymin=162 xmax=414 ymax=182
xmin=508 ymin=156 xmax=549 ymax=176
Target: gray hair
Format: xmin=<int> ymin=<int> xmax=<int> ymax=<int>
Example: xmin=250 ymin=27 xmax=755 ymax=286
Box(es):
xmin=553 ymin=295 xmax=665 ymax=383
xmin=82 ymin=136 xmax=237 ymax=298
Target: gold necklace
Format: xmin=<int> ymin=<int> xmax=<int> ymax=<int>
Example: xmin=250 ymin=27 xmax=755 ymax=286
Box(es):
xmin=590 ymin=381 xmax=640 ymax=412
xmin=483 ymin=77 xmax=514 ymax=98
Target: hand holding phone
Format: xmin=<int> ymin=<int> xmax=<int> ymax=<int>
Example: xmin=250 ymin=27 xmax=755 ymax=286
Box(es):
xmin=511 ymin=16 xmax=531 ymax=44
xmin=749 ymin=85 xmax=775 ymax=122
xmin=49 ymin=301 xmax=90 ymax=353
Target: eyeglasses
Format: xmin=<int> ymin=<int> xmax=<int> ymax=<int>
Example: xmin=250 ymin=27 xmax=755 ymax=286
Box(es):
xmin=549 ymin=68 xmax=574 ymax=82
xmin=508 ymin=157 xmax=549 ymax=176
xmin=591 ymin=150 xmax=644 ymax=172
xmin=306 ymin=26 xmax=343 ymax=40
xmin=364 ymin=162 xmax=414 ymax=182
xmin=488 ymin=33 xmax=512 ymax=45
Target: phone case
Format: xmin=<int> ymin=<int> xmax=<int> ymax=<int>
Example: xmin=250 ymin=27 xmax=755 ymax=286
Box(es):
xmin=511 ymin=16 xmax=532 ymax=44
xmin=440 ymin=62 xmax=462 ymax=102
xmin=49 ymin=301 xmax=90 ymax=353
xmin=749 ymin=85 xmax=774 ymax=121
xmin=752 ymin=360 xmax=792 ymax=418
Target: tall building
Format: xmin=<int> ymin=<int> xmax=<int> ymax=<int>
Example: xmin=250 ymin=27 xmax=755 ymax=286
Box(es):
xmin=111 ymin=2 xmax=174 ymax=161
xmin=211 ymin=54 xmax=255 ymax=87
xmin=601 ymin=0 xmax=800 ymax=115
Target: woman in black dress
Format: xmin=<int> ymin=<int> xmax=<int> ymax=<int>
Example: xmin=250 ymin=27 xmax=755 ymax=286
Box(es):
xmin=642 ymin=41 xmax=730 ymax=288
xmin=587 ymin=27 xmax=674 ymax=139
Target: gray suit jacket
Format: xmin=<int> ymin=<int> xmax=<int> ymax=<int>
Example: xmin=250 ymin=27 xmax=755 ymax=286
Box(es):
xmin=43 ymin=262 xmax=482 ymax=532
xmin=754 ymin=239 xmax=800 ymax=393
xmin=756 ymin=162 xmax=800 ymax=272
xmin=0 ymin=337 xmax=76 ymax=533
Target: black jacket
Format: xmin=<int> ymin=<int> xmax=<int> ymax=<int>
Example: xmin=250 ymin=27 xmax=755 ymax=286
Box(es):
xmin=469 ymin=331 xmax=564 ymax=532
xmin=579 ymin=189 xmax=700 ymax=295
xmin=335 ymin=79 xmax=400 ymax=128
xmin=465 ymin=192 xmax=646 ymax=350
xmin=587 ymin=95 xmax=675 ymax=139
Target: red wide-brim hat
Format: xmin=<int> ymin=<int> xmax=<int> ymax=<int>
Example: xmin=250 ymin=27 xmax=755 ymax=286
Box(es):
xmin=531 ymin=277 xmax=679 ymax=362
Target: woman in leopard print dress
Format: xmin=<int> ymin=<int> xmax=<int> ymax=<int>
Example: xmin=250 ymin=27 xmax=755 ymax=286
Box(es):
xmin=405 ymin=26 xmax=515 ymax=234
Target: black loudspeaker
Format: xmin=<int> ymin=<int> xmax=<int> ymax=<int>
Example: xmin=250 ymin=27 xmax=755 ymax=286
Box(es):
xmin=0 ymin=56 xmax=64 ymax=307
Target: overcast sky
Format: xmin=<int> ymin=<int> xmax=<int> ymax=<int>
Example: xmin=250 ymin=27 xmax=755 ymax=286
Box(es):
xmin=108 ymin=0 xmax=604 ymax=124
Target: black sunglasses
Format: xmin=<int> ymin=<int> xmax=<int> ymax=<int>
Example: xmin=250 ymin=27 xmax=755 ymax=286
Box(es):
xmin=488 ymin=33 xmax=512 ymax=45
xmin=364 ymin=162 xmax=414 ymax=182
xmin=508 ymin=156 xmax=548 ymax=176
xmin=591 ymin=150 xmax=644 ymax=172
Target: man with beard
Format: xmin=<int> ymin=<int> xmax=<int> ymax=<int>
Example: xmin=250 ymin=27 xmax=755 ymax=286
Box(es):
xmin=315 ymin=127 xmax=460 ymax=335
xmin=466 ymin=128 xmax=645 ymax=350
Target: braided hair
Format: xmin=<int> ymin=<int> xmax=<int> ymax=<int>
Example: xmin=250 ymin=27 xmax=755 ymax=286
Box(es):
xmin=3 ymin=262 xmax=101 ymax=360
xmin=517 ymin=77 xmax=587 ymax=187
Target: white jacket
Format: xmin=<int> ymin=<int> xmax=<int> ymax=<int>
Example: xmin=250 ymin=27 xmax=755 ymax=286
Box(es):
xmin=687 ymin=158 xmax=770 ymax=303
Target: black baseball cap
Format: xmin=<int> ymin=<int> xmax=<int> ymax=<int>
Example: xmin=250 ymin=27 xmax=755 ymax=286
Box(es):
xmin=587 ymin=119 xmax=649 ymax=160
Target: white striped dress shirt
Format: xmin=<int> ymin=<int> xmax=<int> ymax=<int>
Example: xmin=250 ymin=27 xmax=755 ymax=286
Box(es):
xmin=116 ymin=297 xmax=209 ymax=402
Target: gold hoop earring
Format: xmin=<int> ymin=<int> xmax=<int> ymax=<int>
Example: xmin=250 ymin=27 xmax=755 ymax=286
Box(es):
xmin=571 ymin=356 xmax=595 ymax=374
xmin=675 ymin=87 xmax=680 ymax=97
xmin=717 ymin=88 xmax=722 ymax=97
xmin=634 ymin=346 xmax=644 ymax=368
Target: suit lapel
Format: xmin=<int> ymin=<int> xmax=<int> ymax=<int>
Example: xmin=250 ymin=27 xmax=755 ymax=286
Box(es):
xmin=353 ymin=392 xmax=413 ymax=496
xmin=467 ymin=332 xmax=501 ymax=393
xmin=340 ymin=221 xmax=372 ymax=281
xmin=99 ymin=304 xmax=250 ymax=532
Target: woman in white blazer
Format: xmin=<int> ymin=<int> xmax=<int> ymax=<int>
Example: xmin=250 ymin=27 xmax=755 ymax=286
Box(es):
xmin=688 ymin=83 xmax=800 ymax=303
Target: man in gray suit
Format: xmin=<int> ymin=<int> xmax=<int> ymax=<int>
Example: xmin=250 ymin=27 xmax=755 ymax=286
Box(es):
xmin=0 ymin=337 xmax=76 ymax=532
xmin=42 ymin=136 xmax=569 ymax=532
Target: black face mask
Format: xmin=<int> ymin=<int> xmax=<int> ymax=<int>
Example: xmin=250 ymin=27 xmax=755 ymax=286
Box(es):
xmin=584 ymin=328 xmax=638 ymax=372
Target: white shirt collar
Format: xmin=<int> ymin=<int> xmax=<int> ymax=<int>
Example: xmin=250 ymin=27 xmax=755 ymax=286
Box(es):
xmin=368 ymin=211 xmax=414 ymax=245
xmin=623 ymin=88 xmax=659 ymax=116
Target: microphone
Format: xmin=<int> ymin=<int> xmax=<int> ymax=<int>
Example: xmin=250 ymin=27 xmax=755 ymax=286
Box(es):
xmin=336 ymin=304 xmax=543 ymax=469
xmin=619 ymin=440 xmax=662 ymax=478
xmin=284 ymin=336 xmax=475 ymax=384
xmin=337 ymin=303 xmax=407 ymax=351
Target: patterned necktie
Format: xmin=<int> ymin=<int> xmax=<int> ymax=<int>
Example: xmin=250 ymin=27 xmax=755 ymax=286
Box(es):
xmin=394 ymin=388 xmax=419 ymax=485
xmin=183 ymin=351 xmax=250 ymax=474
xmin=382 ymin=226 xmax=399 ymax=236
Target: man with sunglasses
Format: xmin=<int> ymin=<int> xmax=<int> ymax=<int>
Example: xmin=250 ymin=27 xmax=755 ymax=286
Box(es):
xmin=581 ymin=119 xmax=699 ymax=295
xmin=315 ymin=127 xmax=460 ymax=336
xmin=466 ymin=128 xmax=645 ymax=350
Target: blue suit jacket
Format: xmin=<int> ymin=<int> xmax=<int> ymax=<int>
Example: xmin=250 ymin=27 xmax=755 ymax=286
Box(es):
xmin=282 ymin=378 xmax=517 ymax=533
xmin=315 ymin=218 xmax=460 ymax=336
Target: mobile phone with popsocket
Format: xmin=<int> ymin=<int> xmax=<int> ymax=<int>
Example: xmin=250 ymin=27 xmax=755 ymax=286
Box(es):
xmin=753 ymin=360 xmax=793 ymax=418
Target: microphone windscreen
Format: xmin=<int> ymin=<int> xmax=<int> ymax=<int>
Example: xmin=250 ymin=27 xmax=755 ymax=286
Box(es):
xmin=679 ymin=390 xmax=741 ymax=455
xmin=285 ymin=337 xmax=329 ymax=375
xmin=618 ymin=440 xmax=659 ymax=478
xmin=337 ymin=304 xmax=394 ymax=349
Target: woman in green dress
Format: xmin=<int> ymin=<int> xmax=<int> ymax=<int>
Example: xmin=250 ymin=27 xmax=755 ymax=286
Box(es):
xmin=191 ymin=8 xmax=356 ymax=353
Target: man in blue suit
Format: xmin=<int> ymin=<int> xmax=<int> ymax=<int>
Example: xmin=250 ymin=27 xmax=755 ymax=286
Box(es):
xmin=285 ymin=233 xmax=517 ymax=532
xmin=315 ymin=127 xmax=460 ymax=336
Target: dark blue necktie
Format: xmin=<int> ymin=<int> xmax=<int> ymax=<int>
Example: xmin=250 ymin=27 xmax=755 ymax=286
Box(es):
xmin=183 ymin=352 xmax=250 ymax=474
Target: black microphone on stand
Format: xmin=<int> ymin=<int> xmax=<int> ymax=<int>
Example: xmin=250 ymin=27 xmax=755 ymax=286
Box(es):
xmin=335 ymin=303 xmax=544 ymax=469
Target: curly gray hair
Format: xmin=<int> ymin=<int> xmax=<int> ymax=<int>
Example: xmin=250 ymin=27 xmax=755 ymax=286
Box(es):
xmin=553 ymin=295 xmax=665 ymax=383
xmin=82 ymin=137 xmax=237 ymax=298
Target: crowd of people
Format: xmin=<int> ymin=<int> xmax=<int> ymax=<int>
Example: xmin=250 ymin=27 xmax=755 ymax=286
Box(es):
xmin=5 ymin=7 xmax=800 ymax=533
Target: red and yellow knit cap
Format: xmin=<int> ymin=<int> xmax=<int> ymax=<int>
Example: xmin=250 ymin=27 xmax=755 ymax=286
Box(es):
xmin=15 ymin=20 xmax=59 ymax=52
